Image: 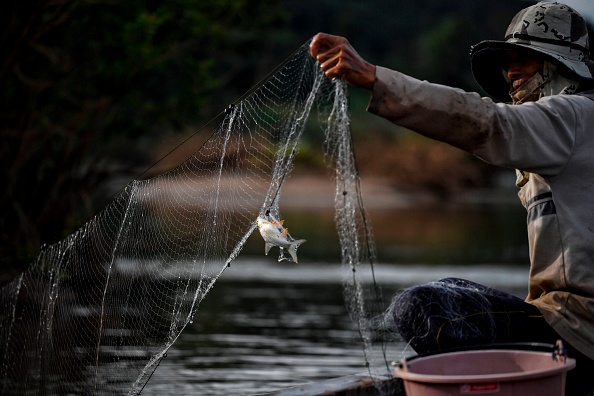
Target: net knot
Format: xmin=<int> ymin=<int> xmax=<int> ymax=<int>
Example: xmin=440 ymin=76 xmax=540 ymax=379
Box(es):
xmin=225 ymin=103 xmax=236 ymax=115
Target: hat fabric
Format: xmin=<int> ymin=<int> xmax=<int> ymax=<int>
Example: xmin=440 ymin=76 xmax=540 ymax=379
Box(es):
xmin=471 ymin=2 xmax=594 ymax=102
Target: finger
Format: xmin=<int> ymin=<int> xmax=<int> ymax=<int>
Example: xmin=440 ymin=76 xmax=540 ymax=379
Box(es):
xmin=310 ymin=32 xmax=337 ymax=57
xmin=310 ymin=36 xmax=326 ymax=57
xmin=315 ymin=49 xmax=337 ymax=65
xmin=320 ymin=58 xmax=343 ymax=79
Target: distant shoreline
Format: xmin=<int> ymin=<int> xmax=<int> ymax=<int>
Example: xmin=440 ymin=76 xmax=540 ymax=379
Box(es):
xmin=280 ymin=174 xmax=520 ymax=210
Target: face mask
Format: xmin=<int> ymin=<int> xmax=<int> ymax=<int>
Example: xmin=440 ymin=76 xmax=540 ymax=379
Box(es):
xmin=507 ymin=61 xmax=580 ymax=104
xmin=509 ymin=72 xmax=548 ymax=104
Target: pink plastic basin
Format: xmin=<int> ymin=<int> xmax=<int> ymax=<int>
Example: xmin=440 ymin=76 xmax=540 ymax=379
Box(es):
xmin=395 ymin=349 xmax=575 ymax=396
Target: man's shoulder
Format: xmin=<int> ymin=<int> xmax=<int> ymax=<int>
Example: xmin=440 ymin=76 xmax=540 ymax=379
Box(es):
xmin=538 ymin=92 xmax=594 ymax=106
xmin=576 ymin=90 xmax=594 ymax=101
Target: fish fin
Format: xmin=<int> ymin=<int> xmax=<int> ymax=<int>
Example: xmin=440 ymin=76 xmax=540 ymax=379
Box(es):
xmin=282 ymin=228 xmax=288 ymax=236
xmin=287 ymin=239 xmax=306 ymax=263
xmin=272 ymin=220 xmax=278 ymax=226
xmin=264 ymin=242 xmax=272 ymax=255
xmin=279 ymin=220 xmax=284 ymax=226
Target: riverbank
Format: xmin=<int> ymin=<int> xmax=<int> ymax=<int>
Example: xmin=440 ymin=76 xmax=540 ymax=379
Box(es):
xmin=280 ymin=173 xmax=519 ymax=210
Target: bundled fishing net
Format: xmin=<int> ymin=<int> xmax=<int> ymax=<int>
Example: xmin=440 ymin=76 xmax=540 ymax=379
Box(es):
xmin=0 ymin=41 xmax=386 ymax=395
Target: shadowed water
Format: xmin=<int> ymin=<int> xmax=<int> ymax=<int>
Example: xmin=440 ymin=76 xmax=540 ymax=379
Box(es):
xmin=140 ymin=200 xmax=530 ymax=395
xmin=0 ymin=197 xmax=528 ymax=395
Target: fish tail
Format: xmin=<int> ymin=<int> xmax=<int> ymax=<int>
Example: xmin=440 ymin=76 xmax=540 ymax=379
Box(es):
xmin=287 ymin=239 xmax=306 ymax=263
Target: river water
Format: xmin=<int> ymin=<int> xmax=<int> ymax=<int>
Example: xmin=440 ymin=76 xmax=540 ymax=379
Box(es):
xmin=141 ymin=197 xmax=530 ymax=395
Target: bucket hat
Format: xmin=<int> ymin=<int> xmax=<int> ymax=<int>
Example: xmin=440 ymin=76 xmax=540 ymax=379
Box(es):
xmin=471 ymin=2 xmax=594 ymax=102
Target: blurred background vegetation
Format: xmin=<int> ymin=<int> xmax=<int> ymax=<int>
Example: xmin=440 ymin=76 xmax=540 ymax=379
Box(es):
xmin=2 ymin=0 xmax=587 ymax=278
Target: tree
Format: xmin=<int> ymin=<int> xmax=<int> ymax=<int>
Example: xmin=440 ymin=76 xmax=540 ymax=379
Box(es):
xmin=0 ymin=0 xmax=291 ymax=275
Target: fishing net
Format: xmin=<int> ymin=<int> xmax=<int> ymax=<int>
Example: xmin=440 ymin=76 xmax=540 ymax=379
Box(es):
xmin=0 ymin=41 xmax=387 ymax=395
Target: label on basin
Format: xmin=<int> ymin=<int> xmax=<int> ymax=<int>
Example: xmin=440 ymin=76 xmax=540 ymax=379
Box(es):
xmin=460 ymin=383 xmax=500 ymax=394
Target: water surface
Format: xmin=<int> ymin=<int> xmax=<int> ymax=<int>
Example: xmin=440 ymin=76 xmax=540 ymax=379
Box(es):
xmin=143 ymin=235 xmax=530 ymax=395
xmin=132 ymin=196 xmax=531 ymax=395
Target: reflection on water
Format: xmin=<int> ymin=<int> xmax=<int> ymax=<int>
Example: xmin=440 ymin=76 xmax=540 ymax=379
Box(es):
xmin=141 ymin=199 xmax=531 ymax=395
xmin=144 ymin=276 xmax=390 ymax=395
xmin=4 ymin=200 xmax=528 ymax=395
xmin=240 ymin=200 xmax=529 ymax=265
xmin=142 ymin=261 xmax=529 ymax=395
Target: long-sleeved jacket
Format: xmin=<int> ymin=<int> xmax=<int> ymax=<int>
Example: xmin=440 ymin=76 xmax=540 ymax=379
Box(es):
xmin=368 ymin=66 xmax=594 ymax=360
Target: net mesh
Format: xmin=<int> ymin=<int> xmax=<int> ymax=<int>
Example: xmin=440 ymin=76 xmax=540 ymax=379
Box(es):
xmin=0 ymin=41 xmax=385 ymax=395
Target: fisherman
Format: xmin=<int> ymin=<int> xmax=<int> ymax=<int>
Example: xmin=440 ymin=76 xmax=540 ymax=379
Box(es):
xmin=310 ymin=2 xmax=594 ymax=395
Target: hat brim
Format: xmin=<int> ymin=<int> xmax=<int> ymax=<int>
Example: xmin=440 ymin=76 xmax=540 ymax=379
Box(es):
xmin=471 ymin=40 xmax=594 ymax=102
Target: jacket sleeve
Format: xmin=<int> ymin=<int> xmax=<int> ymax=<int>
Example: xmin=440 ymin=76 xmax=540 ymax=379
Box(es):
xmin=367 ymin=66 xmax=579 ymax=176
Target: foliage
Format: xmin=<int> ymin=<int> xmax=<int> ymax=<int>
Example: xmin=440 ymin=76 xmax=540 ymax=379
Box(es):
xmin=2 ymin=0 xmax=567 ymax=274
xmin=415 ymin=16 xmax=479 ymax=89
xmin=284 ymin=0 xmax=528 ymax=91
xmin=0 ymin=0 xmax=290 ymax=272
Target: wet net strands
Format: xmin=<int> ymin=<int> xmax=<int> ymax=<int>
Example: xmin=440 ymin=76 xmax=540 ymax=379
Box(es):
xmin=0 ymin=41 xmax=386 ymax=395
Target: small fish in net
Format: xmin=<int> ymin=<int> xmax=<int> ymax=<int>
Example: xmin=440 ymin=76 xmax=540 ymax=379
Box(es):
xmin=256 ymin=212 xmax=306 ymax=263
